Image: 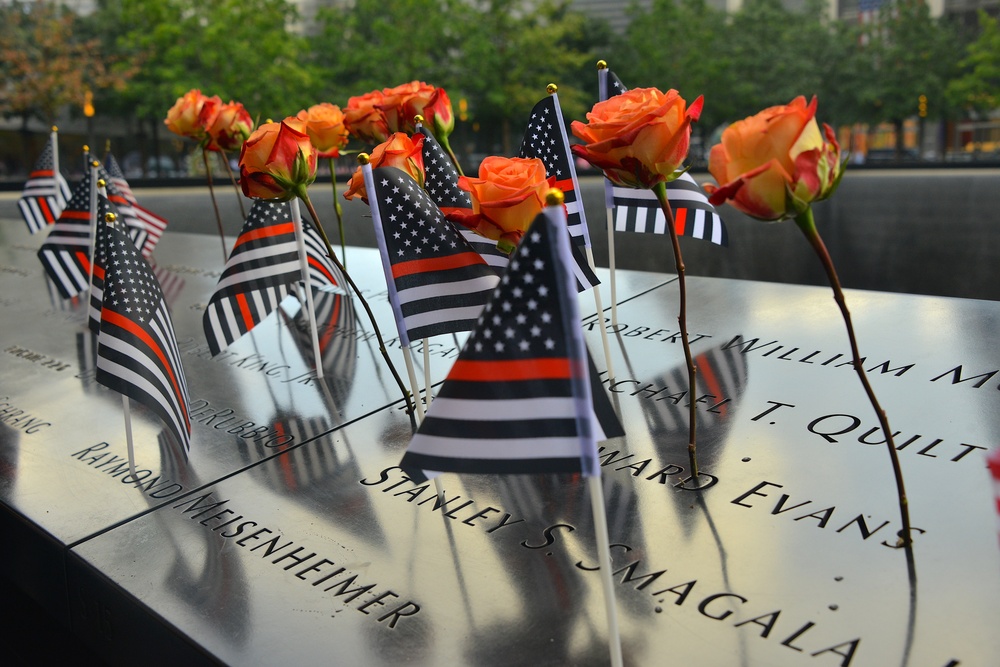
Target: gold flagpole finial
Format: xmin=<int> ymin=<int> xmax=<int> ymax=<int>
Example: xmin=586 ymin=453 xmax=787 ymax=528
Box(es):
xmin=83 ymin=145 xmax=90 ymax=153
xmin=597 ymin=60 xmax=607 ymax=70
xmin=97 ymin=179 xmax=106 ymax=188
xmin=358 ymin=153 xmax=371 ymax=165
xmin=414 ymin=114 xmax=424 ymax=124
xmin=547 ymin=83 xmax=558 ymax=95
xmin=545 ymin=188 xmax=564 ymax=207
xmin=51 ymin=125 xmax=59 ymax=133
xmin=105 ymin=212 xmax=117 ymax=223
xmin=91 ymin=160 xmax=100 ymax=168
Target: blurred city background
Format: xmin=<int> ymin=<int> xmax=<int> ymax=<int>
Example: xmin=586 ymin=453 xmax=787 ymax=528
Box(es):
xmin=1 ymin=0 xmax=999 ymax=183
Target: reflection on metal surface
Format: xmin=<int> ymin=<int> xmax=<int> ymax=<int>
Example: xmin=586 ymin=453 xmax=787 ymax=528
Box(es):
xmin=0 ymin=223 xmax=998 ymax=664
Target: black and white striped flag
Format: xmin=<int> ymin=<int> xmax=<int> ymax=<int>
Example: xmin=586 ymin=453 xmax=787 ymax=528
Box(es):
xmin=96 ymin=222 xmax=191 ymax=452
xmin=18 ymin=140 xmax=71 ymax=234
xmin=202 ymin=200 xmax=345 ymax=356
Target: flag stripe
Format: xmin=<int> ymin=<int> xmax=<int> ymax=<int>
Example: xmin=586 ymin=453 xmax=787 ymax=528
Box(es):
xmin=448 ymin=357 xmax=572 ymax=381
xmin=391 ymin=251 xmax=485 ymax=279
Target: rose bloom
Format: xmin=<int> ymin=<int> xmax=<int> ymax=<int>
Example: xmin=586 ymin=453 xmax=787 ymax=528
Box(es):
xmin=202 ymin=100 xmax=253 ymax=152
xmin=165 ymin=89 xmax=212 ymax=141
xmin=238 ymin=117 xmax=317 ymax=200
xmin=423 ymin=87 xmax=454 ymax=140
xmin=451 ymin=156 xmax=553 ymax=254
xmin=571 ymin=87 xmax=703 ymax=189
xmin=704 ymin=96 xmax=843 ymax=221
xmin=296 ymin=103 xmax=349 ymax=158
xmin=377 ymin=81 xmax=437 ymax=135
xmin=344 ymin=132 xmax=426 ymax=203
xmin=344 ymin=91 xmax=391 ymax=145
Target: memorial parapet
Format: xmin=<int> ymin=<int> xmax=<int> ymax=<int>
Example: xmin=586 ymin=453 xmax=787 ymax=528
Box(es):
xmin=0 ymin=221 xmax=666 ymax=627
xmin=47 ymin=233 xmax=1000 ymax=664
xmin=2 ymin=221 xmax=998 ymax=664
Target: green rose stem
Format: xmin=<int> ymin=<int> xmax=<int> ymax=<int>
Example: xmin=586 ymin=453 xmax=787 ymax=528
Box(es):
xmin=219 ymin=147 xmax=247 ymax=220
xmin=202 ymin=148 xmax=228 ymax=263
xmin=653 ymin=181 xmax=700 ymax=478
xmin=794 ymin=207 xmax=913 ymax=548
xmin=437 ymin=133 xmax=464 ymax=177
xmin=328 ymin=157 xmax=347 ymax=268
xmin=297 ymin=188 xmax=414 ymax=416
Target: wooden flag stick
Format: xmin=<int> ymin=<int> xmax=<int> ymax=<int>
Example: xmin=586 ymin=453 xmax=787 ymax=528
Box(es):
xmin=122 ymin=395 xmax=138 ymax=484
xmin=587 ymin=474 xmax=624 ymax=667
xmin=290 ymin=199 xmax=324 ymax=379
xmin=585 ymin=246 xmax=615 ymax=381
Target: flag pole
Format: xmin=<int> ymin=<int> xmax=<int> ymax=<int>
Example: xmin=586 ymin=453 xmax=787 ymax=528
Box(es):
xmin=422 ymin=339 xmax=433 ymax=408
xmin=290 ymin=198 xmax=325 ymax=379
xmin=587 ymin=475 xmax=624 ymax=667
xmin=597 ymin=62 xmax=621 ymax=330
xmin=402 ymin=347 xmax=425 ymax=422
xmin=50 ymin=127 xmax=61 ymax=189
xmin=547 ymin=190 xmax=623 ymax=667
xmin=86 ymin=162 xmax=100 ymax=310
xmin=360 ymin=155 xmax=425 ymax=421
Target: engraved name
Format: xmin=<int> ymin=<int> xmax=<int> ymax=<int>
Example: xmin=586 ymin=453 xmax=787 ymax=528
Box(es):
xmin=70 ymin=442 xmax=186 ymax=499
xmin=0 ymin=396 xmax=52 ymax=434
xmin=173 ymin=491 xmax=421 ymax=628
xmin=5 ymin=345 xmax=72 ymax=372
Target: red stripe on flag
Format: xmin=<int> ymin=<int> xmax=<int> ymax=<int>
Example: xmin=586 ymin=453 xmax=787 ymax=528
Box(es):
xmin=74 ymin=251 xmax=92 ymax=275
xmin=448 ymin=358 xmax=571 ymax=381
xmin=93 ymin=264 xmax=105 ymax=281
xmin=235 ymin=293 xmax=255 ymax=331
xmin=307 ymin=255 xmax=337 ymax=285
xmin=553 ymin=178 xmax=574 ymax=193
xmin=39 ymin=198 xmax=54 ymax=223
xmin=30 ymin=170 xmax=54 ymax=178
xmin=62 ymin=210 xmax=91 ymax=220
xmin=391 ymin=252 xmax=482 ymax=278
xmin=101 ymin=309 xmax=190 ymax=430
xmin=674 ymin=207 xmax=688 ymax=236
xmin=235 ymin=221 xmax=295 ymax=248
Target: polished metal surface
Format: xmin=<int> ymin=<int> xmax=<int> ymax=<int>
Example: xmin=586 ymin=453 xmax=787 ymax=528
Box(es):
xmin=2 ymin=221 xmax=999 ymax=664
xmin=0 ymin=220 xmax=665 ymax=621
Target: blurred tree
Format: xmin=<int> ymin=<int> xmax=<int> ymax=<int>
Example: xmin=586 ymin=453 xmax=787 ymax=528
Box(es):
xmin=613 ymin=0 xmax=734 ymax=155
xmin=946 ymin=10 xmax=1000 ymax=115
xmin=0 ymin=1 xmax=134 ymax=125
xmin=860 ymin=0 xmax=959 ymax=157
xmin=89 ymin=0 xmax=316 ymax=124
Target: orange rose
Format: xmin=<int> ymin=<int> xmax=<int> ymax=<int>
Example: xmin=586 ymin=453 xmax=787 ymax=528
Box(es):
xmin=238 ymin=117 xmax=317 ymax=200
xmin=377 ymin=81 xmax=437 ymax=135
xmin=704 ymin=96 xmax=843 ymax=221
xmin=451 ymin=156 xmax=553 ymax=254
xmin=571 ymin=87 xmax=703 ymax=189
xmin=165 ymin=89 xmax=211 ymax=141
xmin=345 ymin=91 xmax=390 ymax=144
xmin=296 ymin=103 xmax=349 ymax=158
xmin=202 ymin=100 xmax=254 ymax=152
xmin=344 ymin=132 xmax=425 ymax=203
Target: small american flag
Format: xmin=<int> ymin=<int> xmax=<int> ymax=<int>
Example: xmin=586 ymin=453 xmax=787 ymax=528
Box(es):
xmin=518 ymin=93 xmax=601 ymax=292
xmin=96 ymin=222 xmax=191 ymax=452
xmin=400 ymin=205 xmax=623 ymax=478
xmin=599 ymin=67 xmax=727 ymax=246
xmin=36 ymin=169 xmax=95 ymax=299
xmin=87 ymin=195 xmax=122 ymax=333
xmin=18 ymin=139 xmax=71 ymax=234
xmin=203 ymin=200 xmax=345 ymax=356
xmin=104 ymin=153 xmax=169 ymax=257
xmin=365 ymin=165 xmax=500 ymax=346
xmin=416 ymin=123 xmax=511 ymax=276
